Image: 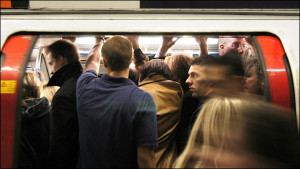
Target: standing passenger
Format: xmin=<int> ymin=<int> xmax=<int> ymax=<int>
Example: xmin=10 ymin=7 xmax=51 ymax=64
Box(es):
xmin=174 ymin=97 xmax=299 ymax=168
xmin=165 ymin=54 xmax=199 ymax=155
xmin=185 ymin=56 xmax=220 ymax=126
xmin=243 ymin=59 xmax=264 ymax=96
xmin=76 ymin=36 xmax=158 ymax=168
xmin=219 ymin=36 xmax=247 ymax=59
xmin=184 ymin=54 xmax=244 ymax=145
xmin=45 ymin=39 xmax=83 ymax=168
xmin=173 ymin=97 xmax=243 ymax=168
xmin=138 ymin=59 xmax=183 ymax=168
xmin=18 ymin=73 xmax=51 ymax=168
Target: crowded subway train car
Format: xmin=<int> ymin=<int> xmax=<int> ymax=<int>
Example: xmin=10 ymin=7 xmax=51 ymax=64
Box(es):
xmin=1 ymin=9 xmax=299 ymax=168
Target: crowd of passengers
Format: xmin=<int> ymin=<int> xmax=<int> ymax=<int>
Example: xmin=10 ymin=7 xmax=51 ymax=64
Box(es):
xmin=19 ymin=35 xmax=299 ymax=168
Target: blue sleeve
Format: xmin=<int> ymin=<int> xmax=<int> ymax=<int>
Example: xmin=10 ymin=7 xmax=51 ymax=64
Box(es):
xmin=135 ymin=93 xmax=158 ymax=147
xmin=76 ymin=70 xmax=97 ymax=99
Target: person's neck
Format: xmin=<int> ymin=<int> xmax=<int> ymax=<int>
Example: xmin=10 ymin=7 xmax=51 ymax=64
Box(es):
xmin=106 ymin=68 xmax=129 ymax=78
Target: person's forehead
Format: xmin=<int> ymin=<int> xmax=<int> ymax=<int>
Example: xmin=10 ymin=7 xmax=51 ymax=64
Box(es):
xmin=46 ymin=52 xmax=55 ymax=62
xmin=189 ymin=64 xmax=205 ymax=73
xmin=226 ymin=38 xmax=246 ymax=43
xmin=222 ymin=37 xmax=246 ymax=44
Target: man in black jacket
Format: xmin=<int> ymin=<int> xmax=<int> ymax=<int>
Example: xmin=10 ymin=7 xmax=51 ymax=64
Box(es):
xmin=45 ymin=39 xmax=83 ymax=168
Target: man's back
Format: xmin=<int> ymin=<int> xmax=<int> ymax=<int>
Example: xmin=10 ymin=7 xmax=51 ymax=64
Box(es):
xmin=76 ymin=70 xmax=157 ymax=168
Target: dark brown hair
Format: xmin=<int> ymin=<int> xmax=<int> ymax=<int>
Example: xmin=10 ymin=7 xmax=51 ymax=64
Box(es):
xmin=191 ymin=55 xmax=219 ymax=66
xmin=140 ymin=59 xmax=175 ymax=82
xmin=23 ymin=72 xmax=42 ymax=99
xmin=45 ymin=39 xmax=79 ymax=63
xmin=245 ymin=59 xmax=263 ymax=80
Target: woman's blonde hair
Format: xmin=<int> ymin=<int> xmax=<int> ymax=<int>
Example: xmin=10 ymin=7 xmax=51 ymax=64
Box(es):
xmin=43 ymin=86 xmax=59 ymax=104
xmin=173 ymin=97 xmax=244 ymax=168
xmin=23 ymin=72 xmax=44 ymax=99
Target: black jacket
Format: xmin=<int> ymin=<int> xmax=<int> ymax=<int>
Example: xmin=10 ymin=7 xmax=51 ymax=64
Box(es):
xmin=19 ymin=97 xmax=51 ymax=168
xmin=175 ymin=90 xmax=199 ymax=154
xmin=46 ymin=61 xmax=82 ymax=168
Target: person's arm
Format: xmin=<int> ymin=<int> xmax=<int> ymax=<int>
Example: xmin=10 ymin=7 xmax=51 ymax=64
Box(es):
xmin=127 ymin=35 xmax=148 ymax=74
xmin=84 ymin=36 xmax=104 ymax=73
xmin=155 ymin=36 xmax=180 ymax=58
xmin=195 ymin=35 xmax=208 ymax=57
xmin=127 ymin=35 xmax=140 ymax=50
xmin=137 ymin=146 xmax=156 ymax=168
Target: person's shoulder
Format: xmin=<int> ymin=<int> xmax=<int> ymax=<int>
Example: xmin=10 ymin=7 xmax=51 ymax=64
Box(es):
xmin=64 ymin=76 xmax=79 ymax=85
xmin=83 ymin=69 xmax=97 ymax=75
xmin=51 ymin=89 xmax=76 ymax=109
xmin=131 ymin=87 xmax=154 ymax=100
xmin=77 ymin=70 xmax=98 ymax=87
xmin=53 ymin=83 xmax=75 ymax=100
xmin=78 ymin=70 xmax=97 ymax=80
xmin=60 ymin=78 xmax=77 ymax=92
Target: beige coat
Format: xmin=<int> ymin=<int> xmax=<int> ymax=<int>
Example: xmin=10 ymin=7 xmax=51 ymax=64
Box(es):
xmin=139 ymin=75 xmax=183 ymax=168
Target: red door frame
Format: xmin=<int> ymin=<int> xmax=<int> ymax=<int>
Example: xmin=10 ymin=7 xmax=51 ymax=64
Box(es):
xmin=256 ymin=36 xmax=293 ymax=117
xmin=1 ymin=34 xmax=37 ymax=168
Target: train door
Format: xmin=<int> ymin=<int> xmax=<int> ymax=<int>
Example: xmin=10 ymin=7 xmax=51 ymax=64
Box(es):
xmin=1 ymin=33 xmax=298 ymax=168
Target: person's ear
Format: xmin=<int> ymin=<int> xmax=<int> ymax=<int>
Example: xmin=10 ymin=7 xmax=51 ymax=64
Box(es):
xmin=58 ymin=56 xmax=67 ymax=65
xmin=220 ymin=44 xmax=224 ymax=49
xmin=138 ymin=74 xmax=142 ymax=84
xmin=103 ymin=58 xmax=108 ymax=67
xmin=130 ymin=55 xmax=133 ymax=63
xmin=261 ymin=81 xmax=264 ymax=89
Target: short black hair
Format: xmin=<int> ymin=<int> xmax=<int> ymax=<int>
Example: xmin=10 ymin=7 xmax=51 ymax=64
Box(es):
xmin=191 ymin=55 xmax=220 ymax=67
xmin=191 ymin=54 xmax=244 ymax=77
xmin=45 ymin=39 xmax=79 ymax=63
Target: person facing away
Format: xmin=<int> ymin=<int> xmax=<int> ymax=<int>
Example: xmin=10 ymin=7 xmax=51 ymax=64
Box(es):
xmin=173 ymin=97 xmax=243 ymax=168
xmin=173 ymin=97 xmax=299 ymax=168
xmin=76 ymin=36 xmax=158 ymax=168
xmin=44 ymin=39 xmax=83 ymax=168
xmin=18 ymin=72 xmax=51 ymax=168
xmin=138 ymin=59 xmax=183 ymax=168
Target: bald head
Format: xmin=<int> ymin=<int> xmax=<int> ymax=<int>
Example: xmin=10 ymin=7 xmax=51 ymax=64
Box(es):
xmin=219 ymin=36 xmax=247 ymax=58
